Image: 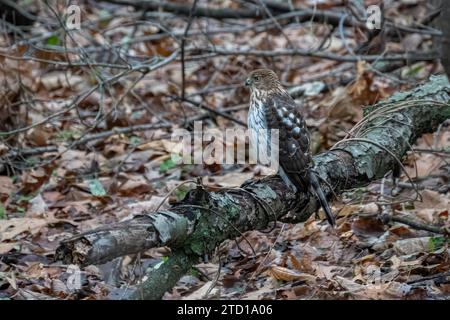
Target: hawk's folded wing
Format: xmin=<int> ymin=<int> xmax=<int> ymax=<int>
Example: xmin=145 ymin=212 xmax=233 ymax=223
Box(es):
xmin=264 ymin=94 xmax=313 ymax=191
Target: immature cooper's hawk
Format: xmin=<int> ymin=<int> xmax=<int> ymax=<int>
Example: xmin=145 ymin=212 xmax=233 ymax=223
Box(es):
xmin=245 ymin=69 xmax=335 ymax=226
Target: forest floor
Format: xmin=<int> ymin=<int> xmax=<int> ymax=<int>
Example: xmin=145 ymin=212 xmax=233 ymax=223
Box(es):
xmin=0 ymin=0 xmax=449 ymax=299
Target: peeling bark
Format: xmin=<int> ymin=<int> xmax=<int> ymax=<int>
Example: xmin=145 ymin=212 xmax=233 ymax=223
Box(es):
xmin=56 ymin=75 xmax=450 ymax=299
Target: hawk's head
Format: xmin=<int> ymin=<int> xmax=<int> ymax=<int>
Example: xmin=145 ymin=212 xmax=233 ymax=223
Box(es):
xmin=245 ymin=69 xmax=283 ymax=94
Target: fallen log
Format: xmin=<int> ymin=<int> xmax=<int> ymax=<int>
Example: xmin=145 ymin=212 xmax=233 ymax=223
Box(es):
xmin=56 ymin=75 xmax=450 ymax=299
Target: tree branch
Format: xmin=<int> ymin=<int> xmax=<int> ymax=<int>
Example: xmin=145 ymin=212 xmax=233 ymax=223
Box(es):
xmin=101 ymin=0 xmax=358 ymax=24
xmin=204 ymin=47 xmax=439 ymax=62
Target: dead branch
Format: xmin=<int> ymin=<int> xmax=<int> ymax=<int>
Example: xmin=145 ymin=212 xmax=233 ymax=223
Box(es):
xmin=101 ymin=0 xmax=442 ymax=38
xmin=389 ymin=215 xmax=446 ymax=234
xmin=101 ymin=0 xmax=358 ymax=25
xmin=204 ymin=47 xmax=439 ymax=62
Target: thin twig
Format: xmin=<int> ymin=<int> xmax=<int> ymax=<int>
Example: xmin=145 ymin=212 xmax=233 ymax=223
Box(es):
xmin=390 ymin=215 xmax=446 ymax=234
xmin=181 ymin=0 xmax=199 ymax=102
xmin=172 ymin=96 xmax=247 ymax=127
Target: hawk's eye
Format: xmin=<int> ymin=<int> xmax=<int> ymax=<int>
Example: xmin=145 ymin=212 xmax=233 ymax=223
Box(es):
xmin=254 ymin=76 xmax=260 ymax=81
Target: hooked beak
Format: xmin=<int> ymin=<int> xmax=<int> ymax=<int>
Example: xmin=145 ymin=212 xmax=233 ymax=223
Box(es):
xmin=245 ymin=78 xmax=252 ymax=87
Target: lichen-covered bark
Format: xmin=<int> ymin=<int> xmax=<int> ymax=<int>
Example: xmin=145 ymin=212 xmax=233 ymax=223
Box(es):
xmin=127 ymin=250 xmax=198 ymax=300
xmin=56 ymin=176 xmax=305 ymax=266
xmin=56 ymin=75 xmax=450 ymax=299
xmin=55 ymin=212 xmax=190 ymax=265
xmin=312 ymin=75 xmax=450 ymax=200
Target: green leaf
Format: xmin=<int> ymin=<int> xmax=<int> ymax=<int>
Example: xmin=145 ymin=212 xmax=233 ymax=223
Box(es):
xmin=189 ymin=267 xmax=199 ymax=277
xmin=56 ymin=130 xmax=75 ymax=141
xmin=407 ymin=64 xmax=424 ymax=77
xmin=0 ymin=205 xmax=5 ymax=219
xmin=175 ymin=185 xmax=190 ymax=201
xmin=89 ymin=179 xmax=106 ymax=197
xmin=18 ymin=194 xmax=33 ymax=203
xmin=429 ymin=236 xmax=446 ymax=252
xmin=17 ymin=207 xmax=26 ymax=215
xmin=160 ymin=156 xmax=179 ymax=173
xmin=129 ymin=136 xmax=141 ymax=146
xmin=46 ymin=35 xmax=60 ymax=46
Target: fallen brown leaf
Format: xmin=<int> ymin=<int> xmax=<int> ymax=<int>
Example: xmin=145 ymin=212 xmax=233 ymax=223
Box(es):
xmin=268 ymin=265 xmax=316 ymax=283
